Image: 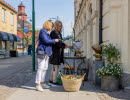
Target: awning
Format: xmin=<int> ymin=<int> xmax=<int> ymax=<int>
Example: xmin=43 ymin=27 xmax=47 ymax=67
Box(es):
xmin=0 ymin=31 xmax=8 ymax=41
xmin=7 ymin=33 xmax=14 ymax=42
xmin=12 ymin=34 xmax=21 ymax=42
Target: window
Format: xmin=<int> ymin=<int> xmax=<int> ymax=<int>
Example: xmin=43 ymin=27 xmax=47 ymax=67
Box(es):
xmin=2 ymin=41 xmax=6 ymax=49
xmin=2 ymin=8 xmax=6 ymax=22
xmin=10 ymin=13 xmax=14 ymax=25
xmin=18 ymin=7 xmax=21 ymax=11
xmin=19 ymin=16 xmax=22 ymax=19
xmin=10 ymin=42 xmax=14 ymax=49
xmin=18 ymin=23 xmax=21 ymax=27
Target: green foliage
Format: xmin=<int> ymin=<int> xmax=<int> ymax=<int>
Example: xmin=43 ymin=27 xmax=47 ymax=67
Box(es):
xmin=96 ymin=43 xmax=123 ymax=78
xmin=101 ymin=43 xmax=120 ymax=63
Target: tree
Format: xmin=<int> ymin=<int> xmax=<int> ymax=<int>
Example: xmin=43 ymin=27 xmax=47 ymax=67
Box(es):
xmin=23 ymin=31 xmax=32 ymax=49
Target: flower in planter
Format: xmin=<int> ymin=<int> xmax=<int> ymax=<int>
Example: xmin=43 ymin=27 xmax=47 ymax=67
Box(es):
xmin=96 ymin=63 xmax=123 ymax=78
xmin=93 ymin=53 xmax=102 ymax=61
xmin=93 ymin=53 xmax=102 ymax=57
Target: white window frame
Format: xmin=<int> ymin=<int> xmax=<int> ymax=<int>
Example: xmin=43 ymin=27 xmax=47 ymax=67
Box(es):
xmin=2 ymin=8 xmax=6 ymax=22
xmin=19 ymin=16 xmax=22 ymax=19
xmin=10 ymin=13 xmax=14 ymax=25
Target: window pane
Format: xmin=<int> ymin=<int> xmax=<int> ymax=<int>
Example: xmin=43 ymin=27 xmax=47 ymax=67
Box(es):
xmin=19 ymin=16 xmax=22 ymax=19
xmin=10 ymin=13 xmax=14 ymax=25
xmin=2 ymin=8 xmax=6 ymax=22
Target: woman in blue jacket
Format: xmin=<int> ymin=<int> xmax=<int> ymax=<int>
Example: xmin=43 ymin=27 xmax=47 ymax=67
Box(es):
xmin=35 ymin=20 xmax=60 ymax=92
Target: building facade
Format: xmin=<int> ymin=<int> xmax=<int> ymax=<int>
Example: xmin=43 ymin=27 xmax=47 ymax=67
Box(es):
xmin=74 ymin=0 xmax=130 ymax=87
xmin=0 ymin=0 xmax=20 ymax=58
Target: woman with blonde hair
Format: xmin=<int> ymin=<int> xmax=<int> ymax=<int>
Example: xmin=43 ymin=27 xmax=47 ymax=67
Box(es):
xmin=49 ymin=20 xmax=71 ymax=84
xmin=35 ymin=20 xmax=60 ymax=91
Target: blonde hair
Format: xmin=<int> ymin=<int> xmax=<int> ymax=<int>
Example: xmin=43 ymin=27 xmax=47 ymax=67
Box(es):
xmin=42 ymin=20 xmax=53 ymax=30
xmin=54 ymin=20 xmax=62 ymax=33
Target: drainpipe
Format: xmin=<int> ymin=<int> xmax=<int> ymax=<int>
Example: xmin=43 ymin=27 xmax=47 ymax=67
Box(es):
xmin=73 ymin=28 xmax=75 ymax=41
xmin=99 ymin=0 xmax=103 ymax=44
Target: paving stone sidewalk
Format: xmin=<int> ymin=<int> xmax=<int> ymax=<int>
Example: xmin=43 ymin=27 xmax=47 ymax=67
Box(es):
xmin=0 ymin=56 xmax=34 ymax=100
xmin=7 ymin=74 xmax=100 ymax=100
xmin=0 ymin=56 xmax=130 ymax=100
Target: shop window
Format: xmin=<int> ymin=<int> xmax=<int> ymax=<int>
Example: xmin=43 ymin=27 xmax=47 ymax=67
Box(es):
xmin=10 ymin=42 xmax=14 ymax=50
xmin=2 ymin=41 xmax=6 ymax=49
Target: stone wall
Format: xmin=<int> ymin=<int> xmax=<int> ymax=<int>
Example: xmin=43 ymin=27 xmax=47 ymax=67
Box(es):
xmin=74 ymin=0 xmax=130 ymax=87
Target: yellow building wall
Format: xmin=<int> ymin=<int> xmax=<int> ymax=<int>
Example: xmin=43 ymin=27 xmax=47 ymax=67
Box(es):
xmin=0 ymin=2 xmax=17 ymax=51
xmin=0 ymin=3 xmax=17 ymax=34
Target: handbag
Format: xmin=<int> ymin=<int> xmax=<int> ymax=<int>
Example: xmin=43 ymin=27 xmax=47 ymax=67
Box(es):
xmin=36 ymin=35 xmax=46 ymax=59
xmin=37 ymin=50 xmax=46 ymax=59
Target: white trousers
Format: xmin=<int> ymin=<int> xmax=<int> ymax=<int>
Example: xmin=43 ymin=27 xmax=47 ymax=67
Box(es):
xmin=35 ymin=55 xmax=49 ymax=84
xmin=50 ymin=65 xmax=59 ymax=83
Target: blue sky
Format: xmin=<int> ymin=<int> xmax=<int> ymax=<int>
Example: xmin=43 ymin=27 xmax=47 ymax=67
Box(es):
xmin=4 ymin=0 xmax=74 ymax=37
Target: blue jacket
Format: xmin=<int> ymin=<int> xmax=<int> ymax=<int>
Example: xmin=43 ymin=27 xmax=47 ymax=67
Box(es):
xmin=37 ymin=28 xmax=55 ymax=56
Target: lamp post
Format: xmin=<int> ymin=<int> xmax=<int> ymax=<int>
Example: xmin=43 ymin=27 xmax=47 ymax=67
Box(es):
xmin=22 ymin=20 xmax=24 ymax=55
xmin=32 ymin=0 xmax=35 ymax=71
xmin=50 ymin=16 xmax=59 ymax=21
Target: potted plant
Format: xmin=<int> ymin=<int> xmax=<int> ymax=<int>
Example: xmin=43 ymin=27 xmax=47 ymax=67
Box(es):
xmin=97 ymin=63 xmax=123 ymax=91
xmin=92 ymin=44 xmax=102 ymax=61
xmin=97 ymin=43 xmax=123 ymax=91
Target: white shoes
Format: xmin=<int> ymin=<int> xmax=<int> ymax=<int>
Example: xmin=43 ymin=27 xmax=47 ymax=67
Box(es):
xmin=36 ymin=85 xmax=44 ymax=92
xmin=42 ymin=84 xmax=50 ymax=89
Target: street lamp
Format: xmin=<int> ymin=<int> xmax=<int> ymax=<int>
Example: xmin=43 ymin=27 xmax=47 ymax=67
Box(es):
xmin=50 ymin=16 xmax=59 ymax=22
xmin=32 ymin=0 xmax=35 ymax=71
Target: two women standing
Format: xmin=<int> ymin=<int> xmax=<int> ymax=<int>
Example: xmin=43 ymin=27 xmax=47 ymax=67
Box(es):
xmin=35 ymin=20 xmax=71 ymax=91
xmin=35 ymin=20 xmax=60 ymax=92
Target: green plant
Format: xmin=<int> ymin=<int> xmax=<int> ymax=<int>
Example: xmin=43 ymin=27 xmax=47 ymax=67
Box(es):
xmin=97 ymin=63 xmax=123 ymax=78
xmin=96 ymin=43 xmax=123 ymax=79
xmin=101 ymin=43 xmax=120 ymax=63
